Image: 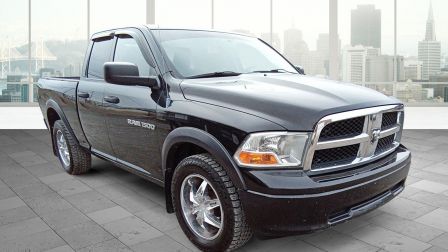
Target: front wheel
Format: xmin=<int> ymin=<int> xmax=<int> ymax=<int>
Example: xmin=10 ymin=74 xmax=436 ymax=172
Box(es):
xmin=172 ymin=154 xmax=252 ymax=251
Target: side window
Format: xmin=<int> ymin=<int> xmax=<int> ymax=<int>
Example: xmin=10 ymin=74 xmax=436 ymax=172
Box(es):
xmin=114 ymin=36 xmax=156 ymax=76
xmin=87 ymin=39 xmax=113 ymax=79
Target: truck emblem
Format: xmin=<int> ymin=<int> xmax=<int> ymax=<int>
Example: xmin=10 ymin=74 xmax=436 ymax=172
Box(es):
xmin=127 ymin=119 xmax=156 ymax=130
xmin=370 ymin=128 xmax=381 ymax=143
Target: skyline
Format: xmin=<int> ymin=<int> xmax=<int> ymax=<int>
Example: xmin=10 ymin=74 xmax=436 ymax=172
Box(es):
xmin=2 ymin=1 xmax=447 ymax=81
xmin=1 ymin=0 xmax=448 ymax=58
xmin=1 ymin=1 xmax=448 ymax=104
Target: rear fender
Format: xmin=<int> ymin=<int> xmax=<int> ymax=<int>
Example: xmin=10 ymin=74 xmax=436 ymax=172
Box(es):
xmin=46 ymin=99 xmax=80 ymax=155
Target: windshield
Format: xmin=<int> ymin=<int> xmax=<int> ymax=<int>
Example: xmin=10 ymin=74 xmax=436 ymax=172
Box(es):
xmin=154 ymin=29 xmax=297 ymax=78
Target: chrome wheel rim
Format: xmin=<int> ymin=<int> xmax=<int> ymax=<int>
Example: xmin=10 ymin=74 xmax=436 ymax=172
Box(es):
xmin=56 ymin=130 xmax=70 ymax=167
xmin=180 ymin=174 xmax=223 ymax=240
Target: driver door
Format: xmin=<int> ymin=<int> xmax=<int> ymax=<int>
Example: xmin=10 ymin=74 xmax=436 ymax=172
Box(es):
xmin=103 ymin=31 xmax=162 ymax=179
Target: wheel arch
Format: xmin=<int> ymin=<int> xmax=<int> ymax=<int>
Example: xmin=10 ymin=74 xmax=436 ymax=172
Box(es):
xmin=162 ymin=127 xmax=247 ymax=213
xmin=46 ymin=99 xmax=79 ymax=155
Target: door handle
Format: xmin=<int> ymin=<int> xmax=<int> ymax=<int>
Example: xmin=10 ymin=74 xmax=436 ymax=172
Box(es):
xmin=77 ymin=92 xmax=90 ymax=98
xmin=104 ymin=95 xmax=120 ymax=104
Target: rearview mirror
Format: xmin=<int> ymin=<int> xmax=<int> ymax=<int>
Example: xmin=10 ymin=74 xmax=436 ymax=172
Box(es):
xmin=294 ymin=65 xmax=305 ymax=75
xmin=104 ymin=62 xmax=160 ymax=89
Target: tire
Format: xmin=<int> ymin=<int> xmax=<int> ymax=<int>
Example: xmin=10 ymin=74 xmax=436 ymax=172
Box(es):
xmin=52 ymin=120 xmax=91 ymax=175
xmin=172 ymin=153 xmax=253 ymax=251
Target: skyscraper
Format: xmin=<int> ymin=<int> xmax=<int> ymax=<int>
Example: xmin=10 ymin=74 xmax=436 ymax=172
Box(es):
xmin=351 ymin=5 xmax=381 ymax=49
xmin=418 ymin=2 xmax=441 ymax=80
xmin=425 ymin=2 xmax=436 ymax=41
xmin=342 ymin=45 xmax=380 ymax=83
xmin=316 ymin=33 xmax=341 ymax=76
xmin=316 ymin=34 xmax=330 ymax=59
xmin=283 ymin=28 xmax=309 ymax=67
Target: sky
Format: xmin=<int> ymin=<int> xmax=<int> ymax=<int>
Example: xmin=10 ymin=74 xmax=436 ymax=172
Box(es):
xmin=1 ymin=0 xmax=447 ymax=58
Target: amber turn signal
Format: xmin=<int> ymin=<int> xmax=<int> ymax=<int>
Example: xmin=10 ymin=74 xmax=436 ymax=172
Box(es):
xmin=238 ymin=151 xmax=278 ymax=165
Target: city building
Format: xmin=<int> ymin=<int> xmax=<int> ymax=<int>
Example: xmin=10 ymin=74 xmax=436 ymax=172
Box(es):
xmin=282 ymin=32 xmax=341 ymax=77
xmin=300 ymin=51 xmax=326 ymax=77
xmin=418 ymin=2 xmax=441 ymax=80
xmin=426 ymin=72 xmax=448 ymax=98
xmin=315 ymin=33 xmax=341 ymax=76
xmin=316 ymin=34 xmax=330 ymax=60
xmin=342 ymin=45 xmax=380 ymax=83
xmin=351 ymin=5 xmax=381 ymax=49
xmin=404 ymin=57 xmax=423 ymax=81
xmin=445 ymin=87 xmax=448 ymax=102
xmin=0 ymin=75 xmax=39 ymax=102
xmin=283 ymin=28 xmax=309 ymax=68
xmin=419 ymin=41 xmax=442 ymax=80
xmin=365 ymin=55 xmax=404 ymax=82
xmin=396 ymin=82 xmax=428 ymax=102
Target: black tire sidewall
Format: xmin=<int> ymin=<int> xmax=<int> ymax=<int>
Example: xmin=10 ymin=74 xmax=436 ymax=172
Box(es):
xmin=53 ymin=121 xmax=73 ymax=173
xmin=172 ymin=162 xmax=235 ymax=251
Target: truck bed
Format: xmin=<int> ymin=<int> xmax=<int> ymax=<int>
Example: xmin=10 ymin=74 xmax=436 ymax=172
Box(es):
xmin=37 ymin=77 xmax=85 ymax=144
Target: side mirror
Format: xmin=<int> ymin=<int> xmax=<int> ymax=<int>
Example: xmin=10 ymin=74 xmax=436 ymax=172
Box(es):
xmin=294 ymin=65 xmax=305 ymax=75
xmin=104 ymin=62 xmax=160 ymax=89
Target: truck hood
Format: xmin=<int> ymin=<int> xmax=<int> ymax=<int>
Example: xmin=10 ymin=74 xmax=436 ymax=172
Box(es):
xmin=180 ymin=74 xmax=401 ymax=131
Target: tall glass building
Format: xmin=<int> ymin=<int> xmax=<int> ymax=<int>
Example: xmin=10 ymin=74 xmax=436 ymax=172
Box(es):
xmin=351 ymin=5 xmax=381 ymax=49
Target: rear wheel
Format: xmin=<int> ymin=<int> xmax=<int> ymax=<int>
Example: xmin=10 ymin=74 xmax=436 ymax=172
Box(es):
xmin=172 ymin=154 xmax=253 ymax=251
xmin=53 ymin=120 xmax=91 ymax=175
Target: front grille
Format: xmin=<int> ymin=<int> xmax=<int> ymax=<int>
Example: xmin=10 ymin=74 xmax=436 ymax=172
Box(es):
xmin=312 ymin=144 xmax=359 ymax=169
xmin=381 ymin=112 xmax=398 ymax=130
xmin=305 ymin=105 xmax=404 ymax=173
xmin=375 ymin=135 xmax=395 ymax=155
xmin=319 ymin=116 xmax=365 ymax=141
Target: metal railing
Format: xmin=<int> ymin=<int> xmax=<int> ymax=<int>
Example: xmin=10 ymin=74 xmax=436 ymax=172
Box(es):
xmin=360 ymin=82 xmax=448 ymax=106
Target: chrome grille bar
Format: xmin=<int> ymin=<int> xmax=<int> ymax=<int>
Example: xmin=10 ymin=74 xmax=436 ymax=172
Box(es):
xmin=303 ymin=104 xmax=404 ymax=173
xmin=316 ymin=133 xmax=370 ymax=150
xmin=379 ymin=126 xmax=400 ymax=138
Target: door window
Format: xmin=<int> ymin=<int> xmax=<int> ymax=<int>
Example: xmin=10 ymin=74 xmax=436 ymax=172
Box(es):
xmin=114 ymin=36 xmax=156 ymax=76
xmin=87 ymin=39 xmax=114 ymax=79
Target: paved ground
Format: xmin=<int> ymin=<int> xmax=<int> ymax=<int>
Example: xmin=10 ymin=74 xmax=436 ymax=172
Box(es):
xmin=0 ymin=130 xmax=447 ymax=252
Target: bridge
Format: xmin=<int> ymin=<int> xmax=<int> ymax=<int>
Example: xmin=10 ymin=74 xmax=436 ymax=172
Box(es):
xmin=0 ymin=40 xmax=56 ymax=78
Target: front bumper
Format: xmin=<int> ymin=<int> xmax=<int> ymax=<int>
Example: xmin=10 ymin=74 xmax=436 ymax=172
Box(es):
xmin=239 ymin=145 xmax=411 ymax=236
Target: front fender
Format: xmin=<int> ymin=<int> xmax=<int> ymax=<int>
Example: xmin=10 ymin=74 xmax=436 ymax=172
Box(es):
xmin=162 ymin=127 xmax=246 ymax=189
xmin=162 ymin=127 xmax=247 ymax=212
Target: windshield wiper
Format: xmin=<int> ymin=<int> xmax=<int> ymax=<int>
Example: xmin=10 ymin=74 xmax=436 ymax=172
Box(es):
xmin=186 ymin=71 xmax=242 ymax=79
xmin=247 ymin=69 xmax=298 ymax=74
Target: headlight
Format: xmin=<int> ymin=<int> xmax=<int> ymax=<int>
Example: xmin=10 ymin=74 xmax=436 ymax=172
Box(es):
xmin=234 ymin=132 xmax=310 ymax=167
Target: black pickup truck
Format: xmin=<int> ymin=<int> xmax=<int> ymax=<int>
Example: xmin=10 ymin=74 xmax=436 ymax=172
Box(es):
xmin=37 ymin=26 xmax=411 ymax=251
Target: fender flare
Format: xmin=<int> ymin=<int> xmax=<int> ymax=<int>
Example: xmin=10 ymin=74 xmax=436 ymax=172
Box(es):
xmin=162 ymin=127 xmax=247 ymax=212
xmin=46 ymin=99 xmax=80 ymax=153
